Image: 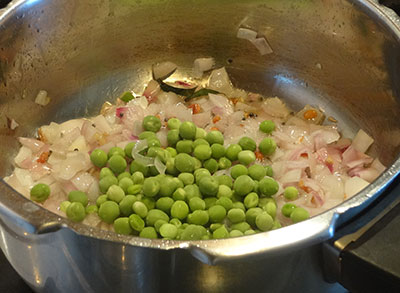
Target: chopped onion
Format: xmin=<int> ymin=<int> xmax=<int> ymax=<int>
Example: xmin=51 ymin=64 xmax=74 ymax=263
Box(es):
xmin=208 ymin=67 xmax=234 ymax=97
xmin=345 ymin=176 xmax=369 ymax=197
xmin=18 ymin=138 xmax=44 ymax=153
xmin=67 ymin=135 xmax=88 ymax=153
xmin=35 ymin=90 xmax=50 ymax=106
xmin=192 ymin=112 xmax=212 ymax=128
xmin=131 ymin=140 xmax=154 ymax=166
xmin=14 ymin=168 xmax=34 ymax=188
xmin=143 ymin=80 xmax=161 ymax=102
xmin=92 ymin=115 xmax=112 ymax=134
xmin=371 ymin=158 xmax=386 ymax=174
xmin=262 ymin=97 xmax=290 ymax=119
xmin=250 ymin=37 xmax=273 ymax=55
xmin=71 ymin=172 xmax=95 ymax=192
xmin=152 ymin=61 xmax=177 ymax=80
xmin=351 ymin=129 xmax=374 ymax=153
xmin=14 ymin=146 xmax=33 ymax=167
xmin=237 ymin=28 xmax=257 ymax=40
xmin=52 ymin=152 xmax=91 ymax=180
xmin=10 ymin=118 xmax=19 ymax=130
xmin=39 ymin=122 xmax=61 ymax=144
xmin=193 ymin=57 xmax=215 ymax=78
xmin=154 ymin=156 xmax=166 ymax=175
xmin=209 ymin=94 xmax=234 ymax=115
xmin=279 ymin=169 xmax=301 ymax=184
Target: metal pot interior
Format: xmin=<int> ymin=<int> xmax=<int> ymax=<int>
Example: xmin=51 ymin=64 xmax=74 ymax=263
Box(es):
xmin=0 ymin=0 xmax=399 ymax=253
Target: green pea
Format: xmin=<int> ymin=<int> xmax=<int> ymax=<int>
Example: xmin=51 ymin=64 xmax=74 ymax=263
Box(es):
xmin=107 ymin=185 xmax=125 ymax=203
xmin=178 ymin=173 xmax=194 ymax=186
xmin=199 ymin=176 xmax=219 ymax=197
xmin=193 ymin=157 xmax=202 ymax=170
xmin=246 ymin=207 xmax=263 ymax=227
xmin=272 ymin=219 xmax=282 ymax=230
xmin=180 ymin=224 xmax=207 ymax=240
xmin=156 ymin=197 xmax=174 ymax=214
xmin=167 ymin=129 xmax=181 ymax=147
xmin=216 ymin=175 xmax=233 ymax=188
xmin=187 ymin=210 xmax=209 ymax=225
xmin=68 ymin=190 xmax=88 ymax=207
xmin=172 ymin=177 xmax=184 ymax=189
xmin=158 ymin=177 xmax=176 ymax=197
xmin=193 ymin=144 xmax=212 ymax=161
xmin=96 ymin=194 xmax=108 ymax=207
xmin=259 ymin=138 xmax=277 ymax=156
xmin=118 ymin=172 xmax=131 ymax=181
xmin=259 ymin=177 xmax=279 ymax=197
xmin=66 ymin=202 xmax=86 ymax=222
xmin=142 ymin=177 xmax=160 ymax=197
xmin=213 ymin=225 xmax=229 ymax=239
xmin=108 ymin=147 xmax=125 ymax=158
xmin=124 ymin=142 xmax=136 ymax=159
xmin=132 ymin=201 xmax=148 ymax=218
xmin=195 ymin=127 xmax=207 ymax=139
xmin=119 ymin=195 xmax=137 ymax=216
xmin=259 ymin=120 xmax=275 ymax=134
xmin=90 ymin=149 xmax=108 ymax=167
xmin=284 ymin=186 xmax=299 ymax=201
xmin=194 ymin=168 xmax=211 ymax=183
xmin=239 ymin=136 xmax=257 ymax=151
xmin=256 ymin=212 xmax=274 ymax=231
xmin=230 ymin=164 xmax=248 ymax=179
xmin=147 ymin=146 xmax=163 ymax=158
xmin=230 ymin=230 xmax=244 ymax=238
xmin=30 ymin=183 xmax=50 ymax=203
xmin=264 ymin=201 xmax=277 ymax=219
xmin=114 ymin=217 xmax=133 ymax=235
xmin=238 ymin=150 xmax=256 ymax=165
xmin=244 ymin=229 xmax=256 ymax=235
xmin=131 ymin=171 xmax=145 ymax=184
xmin=139 ymin=131 xmax=157 ymax=141
xmin=139 ymin=227 xmax=157 ymax=238
xmin=167 ymin=117 xmax=181 ymax=130
xmin=206 ymin=130 xmax=224 ymax=145
xmin=175 ymin=153 xmax=195 ymax=173
xmin=169 ymin=218 xmax=182 ymax=228
xmin=118 ymin=177 xmax=134 ymax=194
xmin=143 ymin=115 xmax=161 ymax=132
xmin=290 ymin=207 xmax=310 ymax=223
xmin=130 ymin=161 xmax=149 ymax=177
xmin=142 ymin=196 xmax=156 ymax=211
xmin=203 ymin=158 xmax=219 ymax=173
xmin=165 ymin=147 xmax=177 ymax=157
xmin=85 ymin=205 xmax=98 ymax=214
xmin=173 ymin=187 xmax=186 ymax=201
xmin=265 ymin=165 xmax=274 ymax=177
xmin=282 ymin=203 xmax=297 ymax=217
xmin=244 ymin=192 xmax=259 ymax=209
xmin=211 ymin=144 xmax=225 ymax=159
xmin=99 ymin=175 xmax=118 ymax=193
xmin=127 ymin=184 xmax=142 ymax=195
xmin=154 ymin=219 xmax=168 ymax=233
xmin=189 ymin=197 xmax=206 ymax=211
xmin=248 ymin=164 xmax=267 ymax=181
xmin=146 ymin=209 xmax=169 ymax=226
xmin=60 ymin=201 xmax=71 ymax=213
xmin=204 ymin=197 xmax=218 ymax=209
xmin=208 ymin=205 xmax=226 ymax=223
xmin=171 ymin=200 xmax=189 ymax=220
xmin=225 ymin=144 xmax=242 ymax=161
xmin=231 ymin=222 xmax=251 ymax=233
xmin=184 ymin=184 xmax=201 ymax=201
xmin=100 ymin=167 xmax=114 ymax=179
xmin=218 ymin=157 xmax=232 ymax=169
xmin=258 ymin=197 xmax=276 ymax=209
xmin=176 ymin=140 xmax=193 ymax=154
xmin=179 ymin=121 xmax=197 ymax=140
xmin=193 ymin=138 xmax=209 ymax=149
xmin=217 ymin=185 xmax=233 ymax=198
xmin=210 ymin=223 xmax=222 ymax=232
xmin=147 ymin=138 xmax=161 ymax=148
xmin=108 ymin=155 xmax=127 ymax=174
xmin=160 ymin=223 xmax=178 ymax=239
xmin=227 ymin=208 xmax=246 ymax=224
xmin=216 ymin=196 xmax=233 ymax=211
xmin=233 ymin=175 xmax=255 ymax=197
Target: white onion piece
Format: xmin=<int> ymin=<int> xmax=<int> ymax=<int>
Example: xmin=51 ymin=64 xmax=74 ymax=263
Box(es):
xmin=156 ymin=129 xmax=168 ymax=148
xmin=59 ymin=119 xmax=84 ymax=135
xmin=250 ymin=37 xmax=273 ymax=55
xmin=131 ymin=140 xmax=154 ymax=166
xmin=192 ymin=112 xmax=212 ymax=128
xmin=71 ymin=172 xmax=95 ymax=193
xmin=208 ymin=67 xmax=234 ymax=97
xmin=116 ymin=140 xmax=132 ymax=150
xmin=143 ymin=80 xmax=161 ymax=101
xmin=18 ymin=137 xmax=45 ymax=153
xmin=87 ymin=181 xmax=100 ymax=202
xmin=97 ymin=142 xmax=115 ymax=153
xmin=262 ymin=97 xmax=290 ymax=119
xmin=351 ymin=129 xmax=374 ymax=153
xmin=127 ymin=96 xmax=149 ymax=109
xmin=92 ymin=115 xmax=112 ymax=134
xmin=53 ymin=152 xmax=91 ymax=180
xmin=209 ymin=94 xmax=234 ymax=115
xmin=371 ymin=158 xmax=386 ymax=174
xmin=152 ymin=61 xmax=177 ymax=80
xmin=67 ymin=135 xmax=88 ymax=153
xmin=279 ymin=169 xmax=302 ymax=184
xmin=81 ymin=120 xmax=99 ymax=144
xmin=10 ymin=119 xmax=19 ymax=130
xmin=14 ymin=146 xmax=33 ymax=167
xmin=35 ymin=90 xmax=50 ymax=106
xmin=14 ymin=168 xmax=34 ymax=188
xmin=345 ymin=177 xmax=369 ymax=197
xmin=237 ymin=28 xmax=257 ymax=40
xmin=154 ymin=156 xmax=166 ymax=175
xmin=193 ymin=57 xmax=215 ymax=77
xmin=39 ymin=122 xmax=61 ymax=143
xmin=320 ymin=175 xmax=344 ymax=199
xmin=157 ymin=92 xmax=181 ymax=105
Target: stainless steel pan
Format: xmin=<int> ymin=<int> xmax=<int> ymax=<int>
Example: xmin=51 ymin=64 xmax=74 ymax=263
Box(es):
xmin=0 ymin=0 xmax=399 ymax=291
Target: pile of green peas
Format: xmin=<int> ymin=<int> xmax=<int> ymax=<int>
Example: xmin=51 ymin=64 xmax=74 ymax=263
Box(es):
xmin=30 ymin=115 xmax=310 ymax=240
